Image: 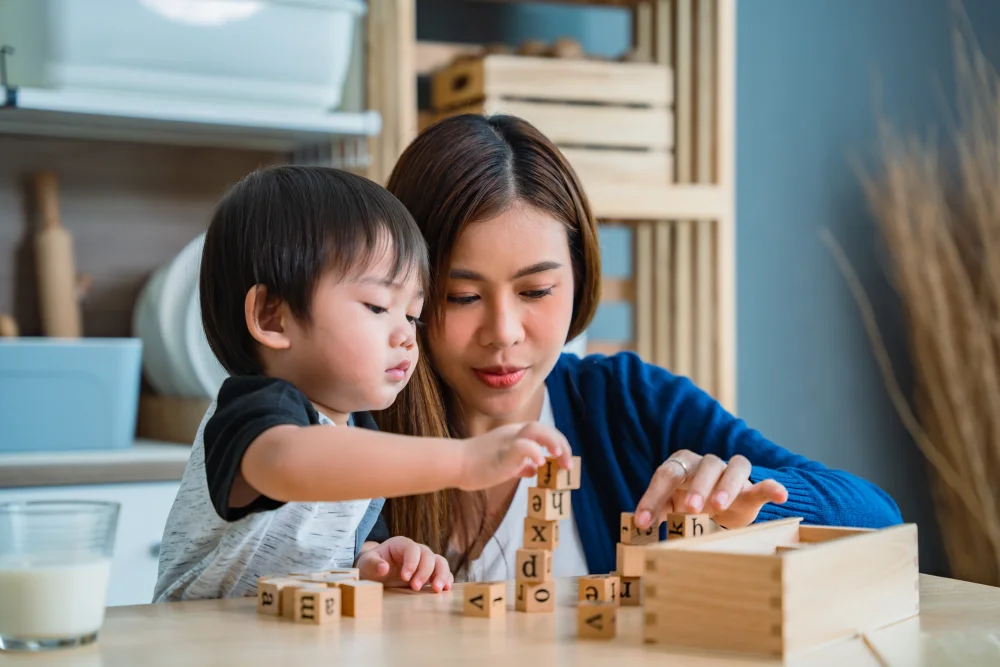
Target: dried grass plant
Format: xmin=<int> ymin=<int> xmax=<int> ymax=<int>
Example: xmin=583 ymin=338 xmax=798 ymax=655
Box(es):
xmin=822 ymin=13 xmax=1000 ymax=586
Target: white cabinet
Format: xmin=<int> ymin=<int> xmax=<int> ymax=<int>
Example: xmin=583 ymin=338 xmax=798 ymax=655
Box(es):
xmin=0 ymin=481 xmax=180 ymax=606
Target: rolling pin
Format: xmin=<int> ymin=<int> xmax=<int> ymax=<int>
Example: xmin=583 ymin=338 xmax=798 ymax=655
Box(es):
xmin=35 ymin=171 xmax=82 ymax=338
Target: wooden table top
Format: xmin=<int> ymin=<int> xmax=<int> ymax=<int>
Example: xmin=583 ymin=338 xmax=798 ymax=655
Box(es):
xmin=5 ymin=574 xmax=1000 ymax=667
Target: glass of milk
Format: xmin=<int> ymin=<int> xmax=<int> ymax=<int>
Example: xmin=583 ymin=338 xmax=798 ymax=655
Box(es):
xmin=0 ymin=500 xmax=120 ymax=652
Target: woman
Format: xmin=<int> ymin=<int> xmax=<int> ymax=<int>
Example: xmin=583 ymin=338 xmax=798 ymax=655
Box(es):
xmin=369 ymin=113 xmax=902 ymax=584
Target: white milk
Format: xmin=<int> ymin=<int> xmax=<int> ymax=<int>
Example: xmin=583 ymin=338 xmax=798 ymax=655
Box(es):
xmin=0 ymin=557 xmax=112 ymax=639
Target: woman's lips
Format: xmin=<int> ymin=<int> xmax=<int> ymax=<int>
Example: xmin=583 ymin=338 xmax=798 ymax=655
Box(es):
xmin=473 ymin=366 xmax=526 ymax=389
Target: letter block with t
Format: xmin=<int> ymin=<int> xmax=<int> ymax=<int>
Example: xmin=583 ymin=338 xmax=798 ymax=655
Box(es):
xmin=523 ymin=517 xmax=559 ymax=551
xmin=620 ymin=511 xmax=658 ymax=545
xmin=463 ymin=581 xmax=507 ymax=618
xmin=577 ymin=601 xmax=617 ymax=639
xmin=536 ymin=455 xmax=582 ymax=490
xmin=577 ymin=574 xmax=620 ymax=606
xmin=666 ymin=512 xmax=711 ymax=539
xmin=527 ymin=487 xmax=571 ymax=521
xmin=515 ymin=548 xmax=553 ymax=584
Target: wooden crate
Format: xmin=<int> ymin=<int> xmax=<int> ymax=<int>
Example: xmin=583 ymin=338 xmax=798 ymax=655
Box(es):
xmin=642 ymin=518 xmax=920 ymax=660
xmin=429 ymin=55 xmax=674 ymax=190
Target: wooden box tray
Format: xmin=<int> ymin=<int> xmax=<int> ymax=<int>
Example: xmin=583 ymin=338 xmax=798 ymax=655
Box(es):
xmin=430 ymin=54 xmax=674 ymax=189
xmin=641 ymin=517 xmax=920 ymax=660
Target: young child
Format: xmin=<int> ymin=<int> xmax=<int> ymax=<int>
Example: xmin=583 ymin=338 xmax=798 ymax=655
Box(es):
xmin=152 ymin=166 xmax=571 ymax=602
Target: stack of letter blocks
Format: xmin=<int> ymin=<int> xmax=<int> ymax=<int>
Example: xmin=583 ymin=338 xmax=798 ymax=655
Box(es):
xmin=256 ymin=568 xmax=383 ymax=624
xmin=463 ymin=455 xmax=581 ymax=618
xmin=575 ymin=509 xmax=713 ymax=639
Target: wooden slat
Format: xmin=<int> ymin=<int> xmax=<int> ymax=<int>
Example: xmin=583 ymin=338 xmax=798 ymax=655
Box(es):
xmin=586 ymin=184 xmax=725 ymax=220
xmin=415 ymin=41 xmax=480 ymax=76
xmin=560 ymin=148 xmax=671 ymax=188
xmin=431 ymin=55 xmax=672 ymax=112
xmin=694 ymin=0 xmax=716 ymax=395
xmin=600 ymin=277 xmax=636 ymax=303
xmin=653 ymin=221 xmax=672 ymax=368
xmin=366 ymin=0 xmax=417 ymax=185
xmin=443 ymin=99 xmax=671 ymax=150
xmin=634 ymin=222 xmax=654 ymax=360
xmin=715 ymin=0 xmax=736 ymax=412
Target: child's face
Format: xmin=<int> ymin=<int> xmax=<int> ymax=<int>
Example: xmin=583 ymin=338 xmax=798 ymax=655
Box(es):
xmin=282 ymin=250 xmax=424 ymax=418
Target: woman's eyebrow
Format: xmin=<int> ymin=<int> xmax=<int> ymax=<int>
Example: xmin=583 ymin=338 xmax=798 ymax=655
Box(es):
xmin=450 ymin=261 xmax=563 ymax=282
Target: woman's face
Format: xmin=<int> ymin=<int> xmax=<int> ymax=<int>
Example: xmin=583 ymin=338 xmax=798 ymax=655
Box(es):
xmin=428 ymin=203 xmax=576 ymax=428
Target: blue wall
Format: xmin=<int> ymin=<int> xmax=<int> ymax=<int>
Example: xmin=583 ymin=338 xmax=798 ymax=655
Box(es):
xmin=418 ymin=0 xmax=1000 ymax=575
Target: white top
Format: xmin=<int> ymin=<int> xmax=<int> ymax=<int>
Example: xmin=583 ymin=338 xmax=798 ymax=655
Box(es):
xmin=152 ymin=402 xmax=370 ymax=602
xmin=455 ymin=389 xmax=590 ymax=582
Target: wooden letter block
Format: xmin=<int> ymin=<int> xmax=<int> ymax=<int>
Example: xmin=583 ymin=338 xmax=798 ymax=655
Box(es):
xmin=257 ymin=578 xmax=297 ymax=616
xmin=620 ymin=512 xmax=658 ymax=545
xmin=617 ymin=542 xmax=645 ymax=577
xmin=666 ymin=512 xmax=711 ymax=539
xmin=515 ymin=580 xmax=555 ymax=613
xmin=463 ymin=581 xmax=506 ymax=618
xmin=619 ymin=576 xmax=642 ymax=606
xmin=516 ymin=548 xmax=553 ymax=583
xmin=293 ymin=584 xmax=341 ymax=625
xmin=527 ymin=487 xmax=571 ymax=521
xmin=299 ymin=572 xmax=359 ymax=585
xmin=338 ymin=580 xmax=383 ymax=617
xmin=536 ymin=455 xmax=582 ymax=489
xmin=578 ymin=574 xmax=620 ymax=605
xmin=523 ymin=517 xmax=559 ymax=551
xmin=577 ymin=601 xmax=617 ymax=639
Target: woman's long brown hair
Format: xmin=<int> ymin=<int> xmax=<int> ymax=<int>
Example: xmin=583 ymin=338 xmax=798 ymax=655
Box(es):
xmin=372 ymin=114 xmax=602 ymax=574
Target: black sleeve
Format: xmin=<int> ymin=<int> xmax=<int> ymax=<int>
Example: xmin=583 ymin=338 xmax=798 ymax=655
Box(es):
xmin=203 ymin=375 xmax=320 ymax=522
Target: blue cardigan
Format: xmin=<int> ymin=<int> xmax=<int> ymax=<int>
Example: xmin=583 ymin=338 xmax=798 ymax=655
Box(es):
xmin=366 ymin=351 xmax=903 ymax=575
xmin=548 ymin=351 xmax=902 ymax=574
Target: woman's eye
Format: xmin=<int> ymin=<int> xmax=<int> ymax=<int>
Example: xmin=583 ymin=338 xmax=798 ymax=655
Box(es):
xmin=365 ymin=303 xmax=388 ymax=315
xmin=522 ymin=288 xmax=554 ymax=299
xmin=446 ymin=295 xmax=479 ymax=305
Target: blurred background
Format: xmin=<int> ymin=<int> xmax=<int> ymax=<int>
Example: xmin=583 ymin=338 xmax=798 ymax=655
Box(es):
xmin=2 ymin=0 xmax=1000 ymax=605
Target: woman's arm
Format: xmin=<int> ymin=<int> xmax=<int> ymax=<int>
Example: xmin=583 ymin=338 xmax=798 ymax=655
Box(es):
xmin=613 ymin=352 xmax=903 ymax=528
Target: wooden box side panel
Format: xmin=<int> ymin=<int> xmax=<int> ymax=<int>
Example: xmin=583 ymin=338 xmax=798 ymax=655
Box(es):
xmin=645 ymin=517 xmax=803 ymax=558
xmin=782 ymin=524 xmax=920 ymax=656
xmin=798 ymin=525 xmax=875 ymax=543
xmin=431 ymin=55 xmax=672 ymax=111
xmin=643 ymin=550 xmax=785 ymax=657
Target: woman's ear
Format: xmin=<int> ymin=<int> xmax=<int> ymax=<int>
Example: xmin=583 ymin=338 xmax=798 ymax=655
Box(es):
xmin=245 ymin=284 xmax=292 ymax=350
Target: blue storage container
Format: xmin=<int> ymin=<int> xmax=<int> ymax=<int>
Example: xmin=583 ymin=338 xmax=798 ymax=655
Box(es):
xmin=0 ymin=338 xmax=142 ymax=453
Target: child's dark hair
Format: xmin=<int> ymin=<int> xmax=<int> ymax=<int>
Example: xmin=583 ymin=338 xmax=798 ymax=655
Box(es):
xmin=200 ymin=165 xmax=428 ymax=376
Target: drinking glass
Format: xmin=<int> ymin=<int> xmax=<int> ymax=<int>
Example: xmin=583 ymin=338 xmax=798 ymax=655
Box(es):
xmin=0 ymin=500 xmax=120 ymax=651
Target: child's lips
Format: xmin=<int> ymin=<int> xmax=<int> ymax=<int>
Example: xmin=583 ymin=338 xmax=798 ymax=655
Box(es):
xmin=386 ymin=360 xmax=410 ymax=381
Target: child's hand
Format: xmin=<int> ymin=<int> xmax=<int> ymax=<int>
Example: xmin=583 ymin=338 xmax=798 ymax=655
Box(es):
xmin=458 ymin=422 xmax=573 ymax=491
xmin=355 ymin=537 xmax=454 ymax=593
xmin=633 ymin=451 xmax=789 ymax=530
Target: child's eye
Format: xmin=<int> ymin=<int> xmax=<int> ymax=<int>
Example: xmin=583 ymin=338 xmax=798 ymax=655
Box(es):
xmin=447 ymin=295 xmax=479 ymax=305
xmin=522 ymin=287 xmax=554 ymax=299
xmin=407 ymin=315 xmax=424 ymax=327
xmin=365 ymin=303 xmax=388 ymax=315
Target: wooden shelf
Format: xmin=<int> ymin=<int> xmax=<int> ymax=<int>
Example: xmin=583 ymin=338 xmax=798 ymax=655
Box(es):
xmin=0 ymin=87 xmax=382 ymax=152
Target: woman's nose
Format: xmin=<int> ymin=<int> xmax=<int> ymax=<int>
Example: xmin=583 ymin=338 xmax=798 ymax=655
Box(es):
xmin=480 ymin=298 xmax=524 ymax=348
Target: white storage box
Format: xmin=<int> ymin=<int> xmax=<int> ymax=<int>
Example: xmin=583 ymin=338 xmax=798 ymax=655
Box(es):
xmin=0 ymin=0 xmax=365 ymax=110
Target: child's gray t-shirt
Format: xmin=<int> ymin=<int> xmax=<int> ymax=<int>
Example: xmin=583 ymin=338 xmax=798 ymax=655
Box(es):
xmin=152 ymin=376 xmax=384 ymax=602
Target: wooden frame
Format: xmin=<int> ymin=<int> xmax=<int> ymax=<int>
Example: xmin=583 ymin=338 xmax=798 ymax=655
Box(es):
xmin=642 ymin=518 xmax=920 ymax=659
xmin=365 ymin=0 xmax=737 ymax=412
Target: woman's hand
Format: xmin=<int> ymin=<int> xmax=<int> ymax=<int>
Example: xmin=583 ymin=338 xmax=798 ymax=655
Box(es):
xmin=458 ymin=422 xmax=573 ymax=491
xmin=355 ymin=537 xmax=454 ymax=592
xmin=633 ymin=450 xmax=789 ymax=531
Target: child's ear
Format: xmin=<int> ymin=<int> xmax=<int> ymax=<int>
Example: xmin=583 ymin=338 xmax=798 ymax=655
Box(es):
xmin=245 ymin=284 xmax=292 ymax=350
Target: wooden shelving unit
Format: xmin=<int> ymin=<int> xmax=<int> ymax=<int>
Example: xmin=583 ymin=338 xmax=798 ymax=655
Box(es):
xmin=365 ymin=0 xmax=737 ymax=412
